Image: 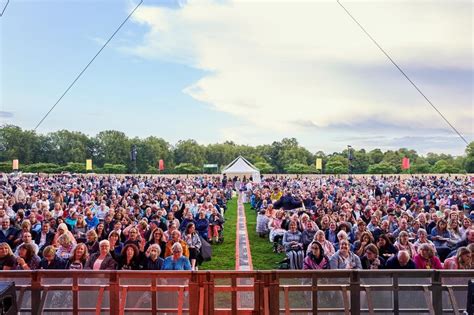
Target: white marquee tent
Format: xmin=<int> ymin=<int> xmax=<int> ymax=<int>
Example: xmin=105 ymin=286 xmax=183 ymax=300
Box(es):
xmin=221 ymin=156 xmax=261 ymax=183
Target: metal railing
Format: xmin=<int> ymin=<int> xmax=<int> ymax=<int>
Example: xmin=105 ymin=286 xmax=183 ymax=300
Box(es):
xmin=0 ymin=270 xmax=471 ymax=314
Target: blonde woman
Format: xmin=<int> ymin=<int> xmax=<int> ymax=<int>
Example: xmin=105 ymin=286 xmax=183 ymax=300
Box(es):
xmin=52 ymin=223 xmax=76 ymax=248
xmin=443 ymin=247 xmax=471 ymax=270
xmin=56 ymin=234 xmax=75 ymax=259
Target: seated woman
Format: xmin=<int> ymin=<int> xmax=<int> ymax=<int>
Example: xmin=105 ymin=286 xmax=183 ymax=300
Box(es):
xmin=118 ymin=244 xmax=141 ymax=270
xmin=413 ymin=243 xmax=443 ymax=269
xmin=145 ymin=228 xmax=166 ymax=258
xmin=282 ymin=221 xmax=304 ymax=270
xmin=353 ymin=231 xmax=374 ymax=257
xmin=413 ymin=228 xmax=436 ymax=253
xmin=329 ymin=239 xmax=362 ymax=270
xmin=195 ymin=211 xmax=209 ymax=241
xmin=307 ymin=231 xmax=335 ymax=258
xmin=85 ymin=230 xmax=100 ymax=255
xmin=376 ymin=234 xmax=398 ymax=259
xmin=429 ymin=219 xmax=452 ymax=261
xmin=360 ymin=244 xmax=385 ymax=270
xmin=0 ymin=242 xmax=17 ymax=270
xmin=16 ymin=243 xmax=41 ymax=270
xmin=85 ymin=240 xmax=117 ymax=270
xmin=162 ymin=242 xmax=192 ymax=270
xmin=52 ymin=223 xmax=77 ymax=248
xmin=182 ymin=223 xmax=202 ymax=271
xmin=269 ymin=210 xmax=286 ymax=244
xmin=208 ymin=207 xmax=224 ymax=243
xmin=56 ymin=233 xmax=75 ymax=259
xmin=108 ymin=231 xmax=124 ymax=260
xmin=325 ymin=221 xmax=338 ymax=245
xmin=66 ymin=243 xmax=89 ymax=270
xmin=394 ymin=231 xmax=417 ymax=258
xmin=142 ymin=244 xmax=164 ymax=270
xmin=443 ymin=247 xmax=471 ymax=270
xmin=303 ymin=241 xmax=329 ymax=270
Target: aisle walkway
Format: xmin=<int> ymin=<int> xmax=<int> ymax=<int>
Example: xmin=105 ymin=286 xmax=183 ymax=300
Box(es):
xmin=235 ymin=193 xmax=254 ymax=310
xmin=236 ymin=192 xmax=253 ymax=271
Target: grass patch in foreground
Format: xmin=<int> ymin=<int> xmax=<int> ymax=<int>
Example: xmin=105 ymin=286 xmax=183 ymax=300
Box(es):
xmin=200 ymin=198 xmax=237 ymax=270
xmin=244 ymin=203 xmax=286 ymax=270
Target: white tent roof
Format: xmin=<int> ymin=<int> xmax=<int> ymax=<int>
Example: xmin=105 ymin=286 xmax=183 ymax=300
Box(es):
xmin=222 ymin=156 xmax=261 ymax=182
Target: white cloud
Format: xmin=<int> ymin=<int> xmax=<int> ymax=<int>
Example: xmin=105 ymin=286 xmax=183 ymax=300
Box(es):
xmin=127 ymin=0 xmax=473 ymax=152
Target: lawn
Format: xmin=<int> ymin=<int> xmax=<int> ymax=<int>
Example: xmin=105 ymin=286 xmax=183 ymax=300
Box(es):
xmin=244 ymin=203 xmax=286 ymax=270
xmin=200 ymin=198 xmax=237 ymax=270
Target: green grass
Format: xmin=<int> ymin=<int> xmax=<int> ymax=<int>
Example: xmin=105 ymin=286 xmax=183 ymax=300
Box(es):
xmin=244 ymin=203 xmax=286 ymax=270
xmin=200 ymin=198 xmax=237 ymax=270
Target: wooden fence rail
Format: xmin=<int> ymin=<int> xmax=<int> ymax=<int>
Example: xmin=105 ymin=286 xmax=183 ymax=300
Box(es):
xmin=0 ymin=270 xmax=471 ymax=314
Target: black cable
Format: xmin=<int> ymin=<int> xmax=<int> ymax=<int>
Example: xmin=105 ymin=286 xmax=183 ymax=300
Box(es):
xmin=337 ymin=0 xmax=469 ymax=145
xmin=0 ymin=0 xmax=9 ymax=17
xmin=34 ymin=0 xmax=143 ymax=131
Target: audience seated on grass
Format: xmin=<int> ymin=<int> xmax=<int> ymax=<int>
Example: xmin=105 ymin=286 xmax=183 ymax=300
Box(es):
xmin=0 ymin=174 xmax=231 ymax=271
xmin=247 ymin=175 xmax=473 ymax=270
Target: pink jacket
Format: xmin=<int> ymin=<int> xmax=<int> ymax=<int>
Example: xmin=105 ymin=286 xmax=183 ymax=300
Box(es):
xmin=413 ymin=254 xmax=443 ymax=270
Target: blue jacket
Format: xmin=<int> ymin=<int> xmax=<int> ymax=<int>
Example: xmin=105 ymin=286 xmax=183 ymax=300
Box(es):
xmin=162 ymin=256 xmax=191 ymax=270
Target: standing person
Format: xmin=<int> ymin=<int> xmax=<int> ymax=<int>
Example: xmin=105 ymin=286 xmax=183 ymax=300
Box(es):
xmin=282 ymin=221 xmax=304 ymax=269
xmin=85 ymin=240 xmax=117 ymax=270
xmin=162 ymin=243 xmax=191 ymax=270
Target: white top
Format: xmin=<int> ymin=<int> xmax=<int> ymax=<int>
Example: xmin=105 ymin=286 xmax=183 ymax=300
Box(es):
xmin=93 ymin=258 xmax=104 ymax=270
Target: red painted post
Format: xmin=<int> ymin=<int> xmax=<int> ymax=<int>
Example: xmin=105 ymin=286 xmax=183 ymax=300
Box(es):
xmin=109 ymin=272 xmax=120 ymax=314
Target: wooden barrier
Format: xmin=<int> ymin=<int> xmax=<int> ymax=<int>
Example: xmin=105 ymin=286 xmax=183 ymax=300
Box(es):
xmin=0 ymin=270 xmax=471 ymax=314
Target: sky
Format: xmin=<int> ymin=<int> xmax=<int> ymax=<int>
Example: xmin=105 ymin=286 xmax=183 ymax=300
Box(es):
xmin=1 ymin=0 xmax=472 ymax=156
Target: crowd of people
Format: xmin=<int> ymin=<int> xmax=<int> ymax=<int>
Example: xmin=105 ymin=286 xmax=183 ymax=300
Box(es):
xmin=0 ymin=173 xmax=232 ymax=271
xmin=250 ymin=175 xmax=474 ymax=270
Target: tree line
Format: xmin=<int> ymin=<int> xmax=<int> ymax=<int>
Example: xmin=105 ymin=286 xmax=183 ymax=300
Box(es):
xmin=0 ymin=125 xmax=473 ymax=174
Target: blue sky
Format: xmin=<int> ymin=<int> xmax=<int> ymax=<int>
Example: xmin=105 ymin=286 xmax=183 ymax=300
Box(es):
xmin=1 ymin=0 xmax=472 ymax=155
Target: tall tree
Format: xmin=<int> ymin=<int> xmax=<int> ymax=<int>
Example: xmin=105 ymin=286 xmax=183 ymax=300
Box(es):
xmin=94 ymin=130 xmax=130 ymax=167
xmin=174 ymin=139 xmax=205 ymax=167
xmin=0 ymin=125 xmax=40 ymax=164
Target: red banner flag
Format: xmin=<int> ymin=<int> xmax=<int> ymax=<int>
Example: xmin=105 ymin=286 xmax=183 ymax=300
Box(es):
xmin=402 ymin=157 xmax=410 ymax=170
xmin=158 ymin=159 xmax=165 ymax=171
